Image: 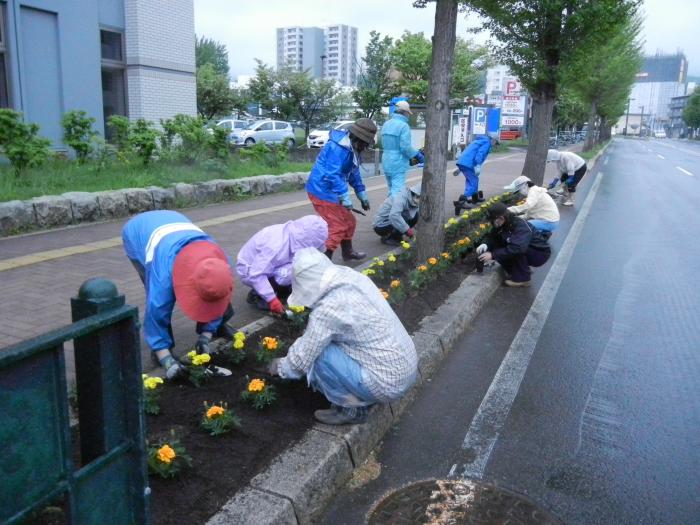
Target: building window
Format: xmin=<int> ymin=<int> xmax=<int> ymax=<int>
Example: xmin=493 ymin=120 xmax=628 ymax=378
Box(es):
xmin=0 ymin=3 xmax=9 ymax=108
xmin=100 ymin=29 xmax=126 ymax=138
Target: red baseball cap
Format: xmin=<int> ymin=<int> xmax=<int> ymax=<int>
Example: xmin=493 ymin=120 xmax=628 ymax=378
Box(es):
xmin=172 ymin=241 xmax=233 ymax=322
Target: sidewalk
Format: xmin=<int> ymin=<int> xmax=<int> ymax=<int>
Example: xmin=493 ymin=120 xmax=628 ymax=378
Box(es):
xmin=0 ymin=150 xmax=531 ymax=379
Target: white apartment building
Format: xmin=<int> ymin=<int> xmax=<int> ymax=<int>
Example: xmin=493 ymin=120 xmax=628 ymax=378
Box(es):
xmin=276 ymin=24 xmax=357 ymax=86
xmin=485 ymin=65 xmax=510 ymax=95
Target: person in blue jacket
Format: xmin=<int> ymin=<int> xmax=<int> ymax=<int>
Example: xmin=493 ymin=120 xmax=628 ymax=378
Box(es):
xmin=122 ymin=210 xmax=234 ymax=379
xmin=381 ymin=101 xmax=424 ymax=197
xmin=453 ymin=134 xmax=499 ymax=214
xmin=306 ymin=117 xmax=377 ymax=261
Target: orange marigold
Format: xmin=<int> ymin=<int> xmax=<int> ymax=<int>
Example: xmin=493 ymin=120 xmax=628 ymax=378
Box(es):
xmin=418 ymin=265 xmax=428 ymax=272
xmin=248 ymin=378 xmax=265 ymax=393
xmin=262 ymin=337 xmax=278 ymax=351
xmin=206 ymin=405 xmax=225 ymax=419
xmin=157 ymin=444 xmax=176 ymax=464
xmin=428 ymin=257 xmax=438 ymax=265
xmin=390 ymin=280 xmax=401 ymax=289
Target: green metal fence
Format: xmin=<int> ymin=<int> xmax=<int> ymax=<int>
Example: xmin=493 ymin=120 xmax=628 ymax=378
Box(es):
xmin=0 ymin=279 xmax=149 ymax=525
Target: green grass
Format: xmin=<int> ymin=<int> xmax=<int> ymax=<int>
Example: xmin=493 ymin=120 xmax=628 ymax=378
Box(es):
xmin=0 ymin=159 xmax=313 ymax=201
xmin=579 ymin=141 xmax=610 ymax=161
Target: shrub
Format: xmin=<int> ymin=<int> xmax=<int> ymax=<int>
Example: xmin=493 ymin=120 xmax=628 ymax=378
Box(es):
xmin=61 ymin=110 xmax=97 ymax=162
xmin=208 ymin=125 xmax=230 ymax=160
xmin=238 ymin=142 xmax=288 ymax=167
xmin=0 ymin=109 xmax=51 ymax=176
xmin=107 ymin=115 xmax=131 ymax=152
xmin=130 ymin=119 xmax=160 ymax=165
xmin=160 ymin=114 xmax=209 ymax=163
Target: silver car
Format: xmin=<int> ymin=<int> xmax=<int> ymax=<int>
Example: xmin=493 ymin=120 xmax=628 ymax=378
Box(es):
xmin=233 ymin=120 xmax=296 ymax=147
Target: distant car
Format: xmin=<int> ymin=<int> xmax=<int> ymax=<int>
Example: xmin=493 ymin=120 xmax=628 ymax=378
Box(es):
xmin=307 ymin=120 xmax=355 ymax=148
xmin=233 ymin=120 xmax=296 ymax=147
xmin=654 ymin=130 xmax=667 ymax=138
xmin=206 ymin=119 xmax=248 ymax=141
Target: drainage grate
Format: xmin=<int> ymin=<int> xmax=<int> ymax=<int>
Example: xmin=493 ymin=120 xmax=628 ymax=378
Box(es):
xmin=367 ymin=479 xmax=563 ymax=524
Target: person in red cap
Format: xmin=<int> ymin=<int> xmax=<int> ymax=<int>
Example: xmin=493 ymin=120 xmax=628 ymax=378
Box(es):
xmin=122 ymin=210 xmax=234 ymax=379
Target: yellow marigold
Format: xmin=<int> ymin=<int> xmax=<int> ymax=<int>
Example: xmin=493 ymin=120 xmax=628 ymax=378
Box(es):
xmin=186 ymin=350 xmax=197 ymax=359
xmin=401 ymin=241 xmax=411 ymax=250
xmin=206 ymin=405 xmax=225 ymax=419
xmin=463 ymin=237 xmax=471 ymax=243
xmin=262 ymin=337 xmax=278 ymax=351
xmin=157 ymin=444 xmax=176 ymax=464
xmin=428 ymin=257 xmax=438 ymax=265
xmin=248 ymin=378 xmax=265 ymax=393
xmin=191 ymin=353 xmax=211 ymax=366
xmin=377 ymin=260 xmax=384 ymax=267
xmin=479 ymin=223 xmax=487 ymax=230
xmin=361 ymin=268 xmax=376 ymax=276
xmin=461 ymin=211 xmax=470 ymax=219
xmin=234 ymin=331 xmax=246 ymax=341
xmin=418 ymin=265 xmax=428 ymax=272
xmin=143 ymin=376 xmax=164 ymax=390
xmin=390 ymin=279 xmax=401 ymax=289
xmin=441 ymin=252 xmax=450 ymax=259
xmin=447 ymin=218 xmax=458 ymax=225
xmin=289 ymin=305 xmax=305 ymax=314
xmin=457 ymin=239 xmax=466 ymax=246
xmin=387 ymin=254 xmax=397 ymax=263
xmin=379 ymin=289 xmax=389 ymax=300
xmin=233 ymin=339 xmax=245 ymax=350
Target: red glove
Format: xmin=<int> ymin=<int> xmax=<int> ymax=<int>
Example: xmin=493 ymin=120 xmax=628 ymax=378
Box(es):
xmin=405 ymin=228 xmax=415 ymax=238
xmin=268 ymin=297 xmax=285 ymax=314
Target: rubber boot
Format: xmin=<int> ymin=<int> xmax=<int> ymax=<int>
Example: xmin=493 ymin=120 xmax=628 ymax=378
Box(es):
xmin=562 ymin=190 xmax=575 ymax=206
xmin=325 ymin=249 xmax=334 ymax=260
xmin=340 ymin=240 xmax=366 ymax=261
xmin=453 ymin=194 xmax=472 ymax=216
xmin=477 ymin=190 xmax=485 ymax=202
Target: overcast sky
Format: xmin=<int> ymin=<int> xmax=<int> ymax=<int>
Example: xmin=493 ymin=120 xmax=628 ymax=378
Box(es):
xmin=193 ymin=0 xmax=700 ymax=79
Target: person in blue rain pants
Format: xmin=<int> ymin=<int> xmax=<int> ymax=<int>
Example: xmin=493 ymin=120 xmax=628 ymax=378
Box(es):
xmin=452 ymin=134 xmax=499 ymax=214
xmin=380 ymin=100 xmax=424 ymax=197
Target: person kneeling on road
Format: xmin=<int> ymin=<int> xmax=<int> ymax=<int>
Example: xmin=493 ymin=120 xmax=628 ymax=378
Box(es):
xmin=504 ymin=176 xmax=560 ymax=233
xmin=122 ymin=210 xmax=234 ymax=379
xmin=267 ymin=248 xmax=418 ymax=425
xmin=236 ymin=215 xmax=328 ymax=315
xmin=546 ymin=149 xmax=587 ymax=207
xmin=306 ymin=117 xmax=377 ymax=261
xmin=372 ymin=183 xmax=421 ymax=246
xmin=476 ymin=203 xmax=552 ymax=287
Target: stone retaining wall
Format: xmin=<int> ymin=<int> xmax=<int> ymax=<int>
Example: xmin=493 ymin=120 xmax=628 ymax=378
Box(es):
xmin=0 ymin=172 xmax=310 ymax=237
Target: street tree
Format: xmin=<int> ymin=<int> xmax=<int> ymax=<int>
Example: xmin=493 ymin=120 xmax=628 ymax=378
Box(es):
xmin=411 ymin=0 xmax=459 ymax=261
xmin=553 ymin=88 xmax=588 ymax=131
xmin=248 ymin=59 xmax=277 ymax=116
xmin=195 ymin=36 xmax=230 ymax=76
xmin=683 ymin=87 xmax=700 ymax=136
xmin=275 ymin=67 xmax=340 ymax=136
xmin=196 ymin=64 xmax=234 ymax=120
xmin=462 ymin=0 xmax=641 ymax=184
xmin=354 ymin=31 xmax=397 ymax=118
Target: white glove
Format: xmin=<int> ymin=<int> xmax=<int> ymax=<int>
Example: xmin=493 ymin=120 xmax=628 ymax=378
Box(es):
xmin=474 ymin=164 xmax=482 ymax=176
xmin=476 ymin=243 xmax=488 ymax=255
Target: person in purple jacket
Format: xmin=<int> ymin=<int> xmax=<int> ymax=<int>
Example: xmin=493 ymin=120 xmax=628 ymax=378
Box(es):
xmin=236 ymin=215 xmax=328 ymax=314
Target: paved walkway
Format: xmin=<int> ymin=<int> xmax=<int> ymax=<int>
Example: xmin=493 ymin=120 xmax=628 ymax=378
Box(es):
xmin=0 ymin=149 xmax=536 ymax=378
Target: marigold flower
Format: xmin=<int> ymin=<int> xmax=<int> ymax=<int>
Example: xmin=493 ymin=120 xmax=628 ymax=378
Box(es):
xmin=191 ymin=353 xmax=211 ymax=366
xmin=233 ymin=339 xmax=245 ymax=350
xmin=390 ymin=279 xmax=401 ymax=288
xmin=187 ymin=350 xmax=197 ymax=359
xmin=143 ymin=376 xmax=164 ymax=390
xmin=157 ymin=444 xmax=176 ymax=464
xmin=418 ymin=265 xmax=428 ymax=272
xmin=479 ymin=223 xmax=487 ymax=230
xmin=248 ymin=378 xmax=265 ymax=393
xmin=447 ymin=218 xmax=458 ymax=225
xmin=379 ymin=288 xmax=389 ymax=300
xmin=234 ymin=331 xmax=246 ymax=341
xmin=428 ymin=257 xmax=438 ymax=265
xmin=463 ymin=237 xmax=470 ymax=243
xmin=262 ymin=337 xmax=278 ymax=351
xmin=377 ymin=260 xmax=384 ymax=267
xmin=289 ymin=305 xmax=305 ymax=314
xmin=361 ymin=268 xmax=376 ymax=276
xmin=441 ymin=252 xmax=450 ymax=259
xmin=401 ymin=241 xmax=411 ymax=250
xmin=457 ymin=239 xmax=466 ymax=246
xmin=387 ymin=254 xmax=397 ymax=263
xmin=462 ymin=211 xmax=470 ymax=218
xmin=206 ymin=405 xmax=225 ymax=419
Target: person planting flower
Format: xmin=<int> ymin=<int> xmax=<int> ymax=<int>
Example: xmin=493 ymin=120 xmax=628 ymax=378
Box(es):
xmin=266 ymin=248 xmax=417 ymax=425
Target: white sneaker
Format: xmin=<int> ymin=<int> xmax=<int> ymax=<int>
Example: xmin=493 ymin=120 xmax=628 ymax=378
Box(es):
xmin=562 ymin=198 xmax=574 ymax=206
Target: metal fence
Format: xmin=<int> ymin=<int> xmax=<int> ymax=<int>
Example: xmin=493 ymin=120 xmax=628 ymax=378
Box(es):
xmin=0 ymin=279 xmax=149 ymax=525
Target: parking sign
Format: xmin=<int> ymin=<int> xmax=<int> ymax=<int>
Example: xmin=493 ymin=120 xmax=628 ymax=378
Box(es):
xmin=472 ymin=107 xmax=487 ymax=135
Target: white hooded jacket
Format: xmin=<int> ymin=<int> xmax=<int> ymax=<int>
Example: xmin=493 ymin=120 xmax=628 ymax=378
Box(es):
xmin=547 ymin=149 xmax=585 ymax=176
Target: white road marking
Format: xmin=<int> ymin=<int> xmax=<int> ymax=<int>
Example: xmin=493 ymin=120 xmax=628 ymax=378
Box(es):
xmin=449 ymin=171 xmax=605 ymax=480
xmin=657 ymin=154 xmax=665 ymax=159
xmin=676 ymin=166 xmax=694 ymax=176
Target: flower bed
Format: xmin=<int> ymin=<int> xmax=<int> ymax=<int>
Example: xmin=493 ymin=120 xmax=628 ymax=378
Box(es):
xmin=142 ymin=193 xmax=517 ymax=525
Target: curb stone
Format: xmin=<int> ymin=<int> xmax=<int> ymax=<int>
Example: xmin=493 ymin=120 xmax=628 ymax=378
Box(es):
xmin=206 ymin=267 xmax=504 ymax=524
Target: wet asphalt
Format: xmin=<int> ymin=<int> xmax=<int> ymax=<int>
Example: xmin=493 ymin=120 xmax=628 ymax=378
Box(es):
xmin=320 ymin=138 xmax=700 ymax=525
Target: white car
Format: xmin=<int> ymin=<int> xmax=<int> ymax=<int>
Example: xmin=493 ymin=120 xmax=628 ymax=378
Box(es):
xmin=307 ymin=121 xmax=354 ymax=148
xmin=654 ymin=130 xmax=667 ymax=138
xmin=233 ymin=120 xmax=296 ymax=147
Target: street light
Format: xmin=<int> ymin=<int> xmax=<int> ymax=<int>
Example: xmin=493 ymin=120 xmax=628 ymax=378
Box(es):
xmin=624 ymin=98 xmax=635 ymax=136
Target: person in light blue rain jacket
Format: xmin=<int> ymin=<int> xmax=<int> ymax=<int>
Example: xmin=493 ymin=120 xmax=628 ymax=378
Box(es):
xmin=381 ymin=100 xmax=423 ymax=197
xmin=453 ymin=134 xmax=499 ymax=213
xmin=122 ymin=210 xmax=234 ymax=379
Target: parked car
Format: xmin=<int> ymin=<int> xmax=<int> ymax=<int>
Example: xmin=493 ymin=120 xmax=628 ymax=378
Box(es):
xmin=206 ymin=119 xmax=249 ymax=140
xmin=654 ymin=130 xmax=667 ymax=138
xmin=307 ymin=120 xmax=355 ymax=148
xmin=232 ymin=120 xmax=296 ymax=147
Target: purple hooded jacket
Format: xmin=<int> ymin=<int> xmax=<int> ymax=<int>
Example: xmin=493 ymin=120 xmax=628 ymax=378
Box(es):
xmin=236 ymin=215 xmax=328 ymax=302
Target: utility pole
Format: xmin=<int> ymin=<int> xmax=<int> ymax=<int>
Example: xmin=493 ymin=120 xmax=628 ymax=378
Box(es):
xmin=624 ymin=98 xmax=634 ymax=136
xmin=640 ymin=105 xmax=645 ymax=136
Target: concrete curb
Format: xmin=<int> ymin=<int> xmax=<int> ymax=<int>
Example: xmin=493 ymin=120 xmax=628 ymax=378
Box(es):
xmin=205 ymin=267 xmax=504 ymax=525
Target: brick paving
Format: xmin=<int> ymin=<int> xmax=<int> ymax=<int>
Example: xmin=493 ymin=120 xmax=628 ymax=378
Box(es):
xmin=0 ymin=150 xmax=539 ymax=380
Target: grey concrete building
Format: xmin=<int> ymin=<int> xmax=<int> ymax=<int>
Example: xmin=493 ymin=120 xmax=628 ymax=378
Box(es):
xmin=629 ymin=52 xmax=688 ymax=127
xmin=323 ymin=24 xmax=357 ymax=86
xmin=0 ymin=0 xmax=196 ymax=148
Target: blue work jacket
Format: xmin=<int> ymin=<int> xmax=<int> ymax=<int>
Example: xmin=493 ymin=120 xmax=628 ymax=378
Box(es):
xmin=381 ymin=113 xmax=418 ymax=175
xmin=457 ymin=135 xmax=492 ymax=170
xmin=306 ymin=130 xmax=366 ymax=204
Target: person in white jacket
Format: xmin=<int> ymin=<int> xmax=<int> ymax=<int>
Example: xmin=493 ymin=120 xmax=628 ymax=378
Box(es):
xmin=504 ymin=176 xmax=560 ymax=232
xmin=546 ymin=149 xmax=587 ymax=206
xmin=267 ymin=248 xmax=418 ymax=425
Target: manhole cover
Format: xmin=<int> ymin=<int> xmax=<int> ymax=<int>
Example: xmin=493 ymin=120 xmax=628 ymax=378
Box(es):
xmin=368 ymin=478 xmax=563 ymax=524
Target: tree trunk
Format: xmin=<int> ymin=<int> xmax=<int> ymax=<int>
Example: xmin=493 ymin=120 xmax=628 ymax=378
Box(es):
xmin=598 ymin=119 xmax=612 ymax=143
xmin=415 ymin=0 xmax=458 ymax=262
xmin=522 ymin=94 xmax=555 ymax=186
xmin=583 ymin=101 xmax=597 ymax=151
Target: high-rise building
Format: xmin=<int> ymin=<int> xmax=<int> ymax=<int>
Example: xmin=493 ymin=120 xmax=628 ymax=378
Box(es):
xmin=630 ymin=52 xmax=688 ymax=125
xmin=276 ymin=26 xmax=325 ymax=78
xmin=276 ymin=24 xmax=357 ymax=86
xmin=0 ymin=0 xmax=196 ymax=147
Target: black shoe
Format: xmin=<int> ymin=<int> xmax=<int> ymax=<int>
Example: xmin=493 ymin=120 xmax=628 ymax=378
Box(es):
xmin=477 ymin=190 xmax=485 ymax=202
xmin=246 ymin=290 xmax=269 ymax=311
xmin=380 ymin=236 xmax=401 ymax=247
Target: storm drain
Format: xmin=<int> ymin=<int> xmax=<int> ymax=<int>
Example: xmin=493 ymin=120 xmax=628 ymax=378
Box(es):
xmin=367 ymin=479 xmax=563 ymax=524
